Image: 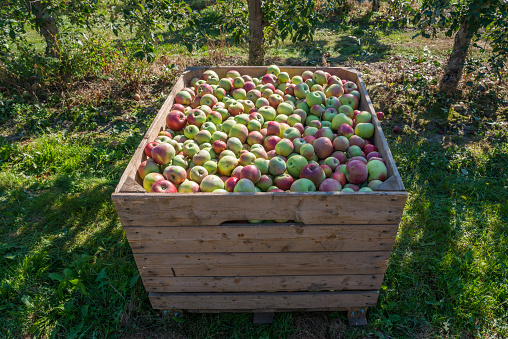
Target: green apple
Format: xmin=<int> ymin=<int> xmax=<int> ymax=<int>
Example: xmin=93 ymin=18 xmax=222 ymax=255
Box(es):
xmin=290 ymin=178 xmax=316 ymax=192
xmin=355 ymin=123 xmax=374 ymax=139
xmin=286 ymin=155 xmax=308 ymax=178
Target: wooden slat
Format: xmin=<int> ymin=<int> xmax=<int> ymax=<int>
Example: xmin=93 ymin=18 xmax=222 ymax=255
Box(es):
xmin=135 ymin=251 xmax=391 ymax=277
xmin=124 ymin=223 xmax=399 ymax=253
xmin=149 ymin=291 xmax=379 ymax=311
xmin=112 ymin=191 xmax=406 ymax=227
xmin=142 ymin=274 xmax=385 ymax=293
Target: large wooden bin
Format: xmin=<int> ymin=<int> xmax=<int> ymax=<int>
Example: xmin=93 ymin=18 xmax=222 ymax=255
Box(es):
xmin=112 ymin=66 xmax=407 ymax=325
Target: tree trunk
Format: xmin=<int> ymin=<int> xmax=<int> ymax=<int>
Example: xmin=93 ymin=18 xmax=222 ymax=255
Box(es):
xmin=247 ymin=0 xmax=265 ymax=66
xmin=439 ymin=18 xmax=474 ymax=94
xmin=32 ymin=0 xmax=60 ymax=58
xmin=372 ymin=0 xmax=379 ymax=12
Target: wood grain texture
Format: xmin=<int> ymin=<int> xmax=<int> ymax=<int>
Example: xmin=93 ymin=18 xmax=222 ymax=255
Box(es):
xmin=142 ymin=274 xmax=385 ymax=293
xmin=112 ymin=191 xmax=406 ymax=226
xmin=149 ymin=291 xmax=379 ymax=311
xmin=124 ymin=223 xmax=399 ymax=253
xmin=135 ymin=251 xmax=391 ymax=277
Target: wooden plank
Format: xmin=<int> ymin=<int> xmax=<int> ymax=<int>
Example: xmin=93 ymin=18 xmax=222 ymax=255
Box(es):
xmin=124 ymin=223 xmax=399 ymax=253
xmin=141 ymin=274 xmax=385 ymax=293
xmin=134 ymin=251 xmax=391 ymax=277
xmin=112 ymin=191 xmax=406 ymax=226
xmin=148 ymin=291 xmax=379 ymax=311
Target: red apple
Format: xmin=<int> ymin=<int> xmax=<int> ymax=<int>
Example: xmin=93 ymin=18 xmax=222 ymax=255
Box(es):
xmin=300 ymin=163 xmax=326 ymax=187
xmin=150 ymin=179 xmax=177 ymax=193
xmin=166 ymin=110 xmax=187 ymax=131
xmin=144 ymin=141 xmax=160 ymax=158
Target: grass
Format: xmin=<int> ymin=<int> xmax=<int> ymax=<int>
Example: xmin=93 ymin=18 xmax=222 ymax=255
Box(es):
xmin=1 ymin=2 xmax=508 ymax=337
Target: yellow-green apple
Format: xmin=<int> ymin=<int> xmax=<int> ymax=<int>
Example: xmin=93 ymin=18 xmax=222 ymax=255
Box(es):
xmin=144 ymin=141 xmax=160 ymax=158
xmin=287 ymin=114 xmax=301 ymax=126
xmin=241 ymin=100 xmax=255 ymax=112
xmin=315 ymin=127 xmax=334 ymax=141
xmin=214 ymin=87 xmax=227 ymax=101
xmin=354 ymin=123 xmax=374 ymax=139
xmin=323 ymin=108 xmax=338 ymax=122
xmin=219 ymin=77 xmax=233 ymax=91
xmin=172 ymin=154 xmax=188 ymax=169
xmin=206 ymin=111 xmax=222 ymax=125
xmin=189 ymin=166 xmax=208 ymax=184
xmin=286 ymin=155 xmax=308 ymax=178
xmin=228 ymin=101 xmax=245 ymax=116
xmin=233 ymin=178 xmax=256 ymax=192
xmin=254 ymin=158 xmax=269 ymax=174
xmin=226 ymin=137 xmax=243 ymax=154
xmin=138 ymin=159 xmax=160 ymax=179
xmin=325 ymin=96 xmax=341 ymax=110
xmin=166 ymin=110 xmax=187 ymax=131
xmin=151 ymin=143 xmax=175 ymax=165
xmin=293 ymin=138 xmax=306 ymax=153
xmin=182 ymin=143 xmax=200 ymax=158
xmin=306 ymin=92 xmax=324 ymax=107
xmin=368 ymin=179 xmax=383 ymax=190
xmin=249 ymin=111 xmax=264 ymax=125
xmin=240 ymin=165 xmax=262 ymax=183
xmin=350 ymin=90 xmax=361 ymax=101
xmin=203 ymin=160 xmax=218 ymax=175
xmin=268 ymin=156 xmax=287 ymax=176
xmin=275 ymin=138 xmax=294 ymax=157
xmin=267 ymin=64 xmax=281 ymax=76
xmin=278 ymin=71 xmax=290 ymax=83
xmin=355 ymin=111 xmax=372 ymax=124
xmin=323 ymin=157 xmax=340 ymax=171
xmin=263 ymin=135 xmax=281 ymax=152
xmin=163 ymin=165 xmax=187 ymax=185
xmin=299 ymin=143 xmax=315 ymax=161
xmin=226 ymin=70 xmax=241 ymax=79
xmin=294 ymin=82 xmax=310 ymax=99
xmin=339 ymin=93 xmax=359 ymax=109
xmin=347 ymin=145 xmax=363 ymax=158
xmin=313 ymin=137 xmax=334 ymax=159
xmin=232 ymin=77 xmax=245 ymax=89
xmin=194 ymin=130 xmax=212 ymax=145
xmin=304 ymin=126 xmax=318 ymax=137
xmin=275 ymin=115 xmax=289 ymax=125
xmin=247 ymin=89 xmax=262 ymax=102
xmin=367 ymin=159 xmax=387 ymax=182
xmin=268 ymin=94 xmax=284 ymax=108
xmin=202 ymin=69 xmax=218 ymax=81
xmin=282 ymin=127 xmax=301 ymax=140
xmin=305 ymin=78 xmax=315 ymax=88
xmin=228 ymin=124 xmax=248 ymax=143
xmin=150 ymin=179 xmax=177 ymax=193
xmin=359 ymin=187 xmax=372 ymax=192
xmin=319 ymin=178 xmax=342 ymax=192
xmin=251 ymin=147 xmax=267 ymax=160
xmin=321 ymin=164 xmax=332 ymax=177
xmin=301 ymin=70 xmax=313 ymax=81
xmin=290 ymin=178 xmax=316 ymax=192
xmin=277 ymin=102 xmax=294 ymax=116
xmin=311 ymin=84 xmax=324 ymax=92
xmin=274 ymin=173 xmax=294 ymax=190
xmin=341 ymin=187 xmax=355 ymax=193
xmin=331 ymin=171 xmax=347 ymax=187
xmin=219 ymin=150 xmax=236 ymax=160
xmin=175 ymin=90 xmax=193 ymax=105
xmin=232 ymin=88 xmax=247 ymax=100
xmin=258 ymin=106 xmax=276 ymax=121
xmin=328 ymin=75 xmax=342 ymax=85
xmin=143 ymin=172 xmax=165 ymax=192
xmin=312 ymin=70 xmax=327 ymax=85
xmin=296 ymin=99 xmax=310 ymax=113
xmin=242 ymin=74 xmax=253 ymax=82
xmin=239 ymin=151 xmax=256 ymax=166
xmin=154 ymin=135 xmax=172 ymax=145
xmin=178 ymin=179 xmax=200 ymax=193
xmin=201 ymin=93 xmax=218 ymax=107
xmin=346 ymin=160 xmax=368 ymax=184
xmin=349 ymin=135 xmax=365 ymax=149
xmin=332 ymin=113 xmax=353 ymax=130
xmin=256 ymin=174 xmax=273 ymax=191
xmin=256 ymin=97 xmax=270 ymax=109
xmin=220 ymin=119 xmax=236 ymax=134
xmin=343 ymin=81 xmax=358 ymax=93
xmin=200 ymin=175 xmax=225 ymax=192
xmin=215 ymin=107 xmax=229 ymax=120
xmin=234 ymin=113 xmax=250 ymax=126
xmin=187 ymin=109 xmax=206 ymax=128
xmin=184 ymin=125 xmax=199 ymax=140
xmin=308 ymin=120 xmax=321 ymax=129
xmin=218 ymin=155 xmax=238 ymax=176
xmin=224 ymin=176 xmax=239 ymax=192
xmin=337 ymin=124 xmax=355 ymax=138
xmin=193 ymin=150 xmax=211 ymax=166
xmin=261 ymin=88 xmax=274 ymax=99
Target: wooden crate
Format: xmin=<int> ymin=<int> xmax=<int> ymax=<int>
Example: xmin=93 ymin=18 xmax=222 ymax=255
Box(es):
xmin=112 ymin=66 xmax=407 ymax=325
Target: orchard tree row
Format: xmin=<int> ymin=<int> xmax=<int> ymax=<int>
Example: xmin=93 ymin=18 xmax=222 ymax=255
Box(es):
xmin=0 ymin=0 xmax=507 ymax=93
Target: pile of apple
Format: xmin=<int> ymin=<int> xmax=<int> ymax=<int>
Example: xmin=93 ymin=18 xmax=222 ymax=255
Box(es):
xmin=138 ymin=66 xmax=388 ymax=194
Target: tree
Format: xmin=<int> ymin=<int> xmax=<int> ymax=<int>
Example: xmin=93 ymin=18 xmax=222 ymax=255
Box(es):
xmin=372 ymin=0 xmax=380 ymax=12
xmin=414 ymin=0 xmax=508 ymax=94
xmin=246 ymin=0 xmax=321 ymax=65
xmin=0 ymin=0 xmax=191 ymax=62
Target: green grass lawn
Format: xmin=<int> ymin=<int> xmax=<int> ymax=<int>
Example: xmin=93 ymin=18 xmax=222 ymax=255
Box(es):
xmin=1 ymin=5 xmax=508 ymax=337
